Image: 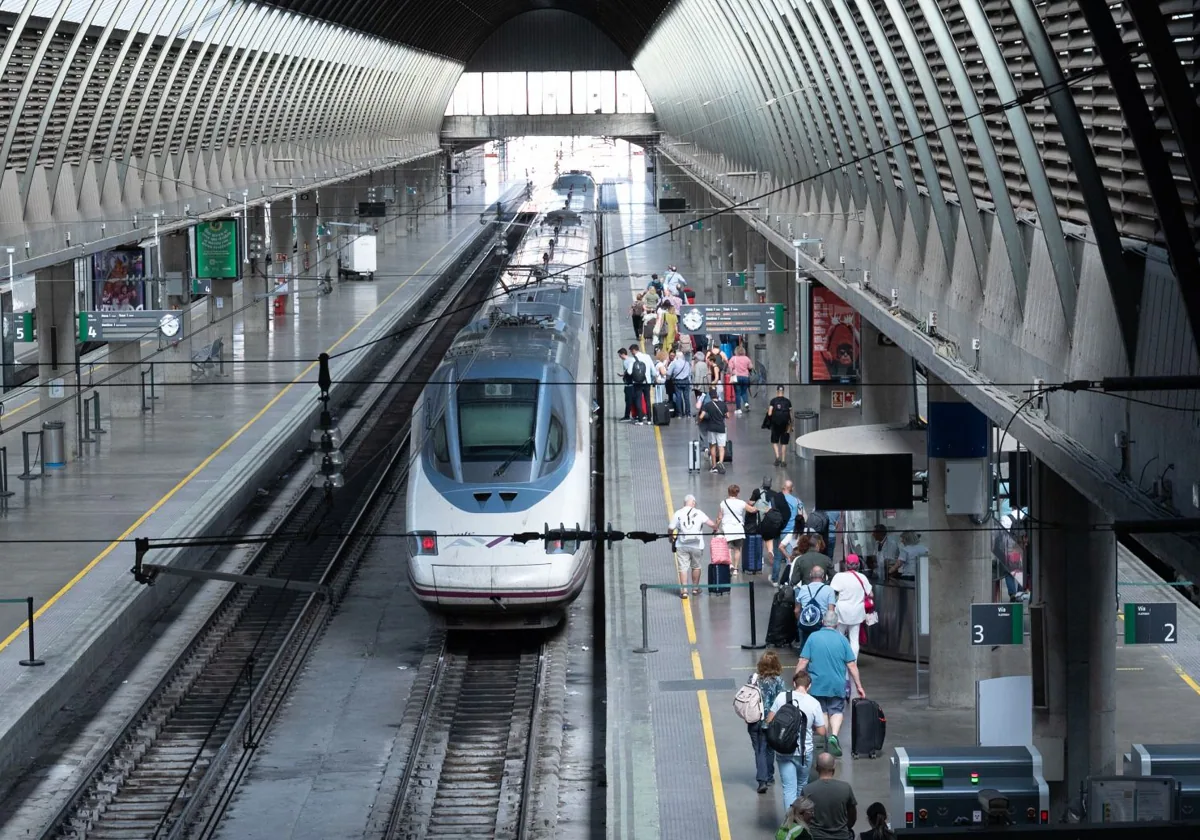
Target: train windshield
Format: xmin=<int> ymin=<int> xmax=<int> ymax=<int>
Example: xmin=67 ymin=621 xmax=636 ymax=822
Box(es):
xmin=457 ymin=380 xmax=539 ymax=462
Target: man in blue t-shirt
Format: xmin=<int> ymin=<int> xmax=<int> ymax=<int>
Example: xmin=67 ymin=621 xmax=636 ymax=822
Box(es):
xmin=796 ymin=611 xmax=866 ymax=758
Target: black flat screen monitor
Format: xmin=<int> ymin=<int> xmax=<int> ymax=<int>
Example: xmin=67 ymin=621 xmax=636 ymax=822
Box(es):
xmin=813 ymin=453 xmax=914 ymax=510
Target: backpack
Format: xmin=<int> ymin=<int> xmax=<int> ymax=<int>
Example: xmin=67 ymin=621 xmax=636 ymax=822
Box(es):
xmin=760 ymin=507 xmax=784 ymax=536
xmin=798 ymin=583 xmax=829 ymax=627
xmin=806 ymin=510 xmax=829 ymax=540
xmin=765 ymin=691 xmax=806 ymax=754
xmin=631 ymin=358 xmax=647 ymax=384
xmin=775 ymin=825 xmax=811 ymax=840
xmin=733 ymin=674 xmax=764 ymax=724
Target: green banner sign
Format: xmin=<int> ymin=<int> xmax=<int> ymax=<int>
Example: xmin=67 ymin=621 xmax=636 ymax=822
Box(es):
xmin=195 ymin=220 xmax=239 ymax=279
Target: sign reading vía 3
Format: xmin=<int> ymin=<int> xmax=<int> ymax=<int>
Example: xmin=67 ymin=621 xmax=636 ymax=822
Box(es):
xmin=678 ymin=303 xmax=785 ymax=335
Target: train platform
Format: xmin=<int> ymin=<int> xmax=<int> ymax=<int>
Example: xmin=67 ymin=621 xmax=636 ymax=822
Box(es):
xmin=600 ymin=185 xmax=1200 ymax=838
xmin=0 ymin=183 xmax=520 ymax=783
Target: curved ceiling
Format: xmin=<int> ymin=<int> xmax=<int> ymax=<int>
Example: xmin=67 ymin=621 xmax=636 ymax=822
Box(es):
xmin=255 ymin=0 xmax=675 ymax=61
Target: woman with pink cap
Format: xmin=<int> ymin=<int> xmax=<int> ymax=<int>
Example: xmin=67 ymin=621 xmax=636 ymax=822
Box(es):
xmin=830 ymin=555 xmax=874 ymax=659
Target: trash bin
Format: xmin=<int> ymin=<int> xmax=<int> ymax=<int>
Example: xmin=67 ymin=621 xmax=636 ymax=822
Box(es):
xmin=43 ymin=421 xmax=66 ymax=468
xmin=794 ymin=409 xmax=819 ymax=439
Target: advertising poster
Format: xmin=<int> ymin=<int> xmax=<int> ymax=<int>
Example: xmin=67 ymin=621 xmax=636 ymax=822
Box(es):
xmin=93 ymin=249 xmax=146 ymax=311
xmin=195 ymin=219 xmax=239 ymax=279
xmin=811 ymin=285 xmax=860 ymax=384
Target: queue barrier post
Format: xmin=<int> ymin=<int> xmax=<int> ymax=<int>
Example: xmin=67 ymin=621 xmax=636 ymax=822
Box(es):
xmin=740 ymin=579 xmax=767 ymax=650
xmin=632 ymin=583 xmax=657 ymax=654
xmin=18 ymin=430 xmax=43 ymax=480
xmin=0 ymin=597 xmax=45 ymax=666
xmin=0 ymin=446 xmax=13 ymax=498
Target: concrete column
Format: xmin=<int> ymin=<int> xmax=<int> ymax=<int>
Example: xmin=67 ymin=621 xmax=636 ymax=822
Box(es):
xmin=34 ymin=267 xmax=78 ymax=440
xmin=244 ymin=203 xmax=273 ymax=332
xmin=860 ymin=321 xmax=912 ymax=425
xmin=924 ymin=379 xmax=992 ymax=709
xmin=106 ymin=341 xmax=147 ymax=418
xmin=296 ymin=191 xmax=318 ymax=284
xmin=1033 ymin=463 xmax=1116 ymax=811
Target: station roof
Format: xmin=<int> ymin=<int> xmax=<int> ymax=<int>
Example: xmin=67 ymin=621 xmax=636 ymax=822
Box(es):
xmin=256 ymin=0 xmax=674 ymax=61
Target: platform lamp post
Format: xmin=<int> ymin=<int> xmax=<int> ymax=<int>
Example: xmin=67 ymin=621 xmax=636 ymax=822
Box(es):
xmin=311 ymin=353 xmax=343 ymax=500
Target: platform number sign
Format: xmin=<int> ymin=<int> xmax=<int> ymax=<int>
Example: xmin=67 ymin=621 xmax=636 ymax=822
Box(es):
xmin=1124 ymin=602 xmax=1177 ymax=645
xmin=970 ymin=603 xmax=1024 ymax=646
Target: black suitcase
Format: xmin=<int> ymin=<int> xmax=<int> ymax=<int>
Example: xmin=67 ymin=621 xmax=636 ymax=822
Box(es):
xmin=850 ymin=697 xmax=887 ymax=759
xmin=722 ymin=440 xmax=733 ymax=462
xmin=743 ymin=534 xmax=764 ymax=573
xmin=707 ymin=562 xmax=731 ymax=595
xmin=764 ymin=585 xmax=798 ymax=646
xmin=653 ymin=401 xmax=671 ymax=426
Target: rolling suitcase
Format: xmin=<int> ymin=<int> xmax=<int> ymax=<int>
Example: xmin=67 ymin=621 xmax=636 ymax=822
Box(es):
xmin=722 ymin=440 xmax=733 ymax=463
xmin=765 ymin=585 xmax=798 ymax=646
xmin=688 ymin=438 xmax=703 ymax=472
xmin=682 ymin=287 xmax=696 ymax=304
xmin=652 ymin=401 xmax=671 ymax=426
xmin=707 ymin=561 xmax=731 ymax=595
xmin=850 ymin=697 xmax=887 ymax=759
xmin=743 ymin=534 xmax=764 ymax=574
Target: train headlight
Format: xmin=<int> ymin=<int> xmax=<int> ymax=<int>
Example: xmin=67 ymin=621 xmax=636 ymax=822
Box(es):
xmin=410 ymin=531 xmax=438 ymax=556
xmin=544 ymin=538 xmax=579 ymax=555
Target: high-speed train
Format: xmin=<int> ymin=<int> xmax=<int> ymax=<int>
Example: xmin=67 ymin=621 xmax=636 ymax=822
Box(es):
xmin=405 ymin=171 xmax=599 ymax=628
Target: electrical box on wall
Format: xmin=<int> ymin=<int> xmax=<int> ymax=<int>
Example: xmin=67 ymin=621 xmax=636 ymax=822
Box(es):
xmin=944 ymin=458 xmax=987 ymax=516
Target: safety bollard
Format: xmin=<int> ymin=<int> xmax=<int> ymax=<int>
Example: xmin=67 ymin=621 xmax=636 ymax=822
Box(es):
xmin=741 ymin=580 xmax=767 ymax=650
xmin=18 ymin=429 xmax=42 ymax=481
xmin=632 ymin=583 xmax=658 ymax=654
xmin=0 ymin=446 xmax=12 ymax=498
xmin=19 ymin=597 xmax=44 ymax=667
xmin=141 ymin=367 xmax=155 ymax=414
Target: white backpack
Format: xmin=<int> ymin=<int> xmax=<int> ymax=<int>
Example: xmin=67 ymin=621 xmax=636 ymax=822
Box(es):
xmin=733 ymin=673 xmax=764 ymax=724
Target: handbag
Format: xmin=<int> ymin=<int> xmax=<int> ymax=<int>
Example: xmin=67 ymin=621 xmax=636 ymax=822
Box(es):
xmin=858 ymin=573 xmax=880 ymax=626
xmin=859 ymin=623 xmax=869 ymax=646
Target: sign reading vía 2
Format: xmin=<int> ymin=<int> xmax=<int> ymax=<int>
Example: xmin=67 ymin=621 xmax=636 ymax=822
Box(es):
xmin=194 ymin=219 xmax=239 ymax=279
xmin=678 ymin=303 xmax=785 ymax=335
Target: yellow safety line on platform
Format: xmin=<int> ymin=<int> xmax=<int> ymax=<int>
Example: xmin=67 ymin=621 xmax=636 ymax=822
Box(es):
xmin=0 ymin=233 xmax=465 ymax=655
xmin=654 ymin=418 xmax=731 ymax=840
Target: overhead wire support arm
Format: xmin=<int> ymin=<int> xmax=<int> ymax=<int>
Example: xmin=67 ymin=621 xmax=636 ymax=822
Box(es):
xmin=131 ymin=536 xmax=330 ymax=594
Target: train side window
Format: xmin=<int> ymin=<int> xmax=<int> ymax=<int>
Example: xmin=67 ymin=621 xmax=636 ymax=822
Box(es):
xmin=545 ymin=416 xmax=564 ymax=462
xmin=433 ymin=417 xmax=450 ymax=463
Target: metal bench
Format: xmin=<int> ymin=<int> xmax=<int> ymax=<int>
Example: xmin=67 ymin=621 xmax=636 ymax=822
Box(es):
xmin=191 ymin=337 xmax=224 ymax=378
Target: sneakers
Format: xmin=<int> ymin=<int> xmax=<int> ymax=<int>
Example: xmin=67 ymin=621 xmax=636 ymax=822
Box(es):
xmin=710 ymin=466 xmax=719 ymax=474
xmin=827 ymin=734 xmax=843 ymax=757
xmin=620 ymin=417 xmax=633 ymax=423
xmin=757 ymin=783 xmax=767 ymax=794
xmin=773 ymin=458 xmax=781 ymax=466
xmin=717 ymin=463 xmax=726 ymax=474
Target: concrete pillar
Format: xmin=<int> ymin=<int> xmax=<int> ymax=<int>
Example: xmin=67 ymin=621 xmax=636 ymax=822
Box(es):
xmin=106 ymin=341 xmax=147 ymax=418
xmin=34 ymin=268 xmax=77 ymax=439
xmin=1034 ymin=462 xmax=1116 ymax=811
xmin=860 ymin=321 xmax=912 ymax=425
xmin=244 ymin=203 xmax=273 ymax=332
xmin=924 ymin=379 xmax=992 ymax=709
xmin=296 ymin=191 xmax=318 ymax=284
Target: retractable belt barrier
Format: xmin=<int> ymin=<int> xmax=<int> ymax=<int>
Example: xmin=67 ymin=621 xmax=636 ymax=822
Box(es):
xmin=632 ymin=581 xmax=766 ymax=654
xmin=1 ymin=597 xmax=45 ymax=666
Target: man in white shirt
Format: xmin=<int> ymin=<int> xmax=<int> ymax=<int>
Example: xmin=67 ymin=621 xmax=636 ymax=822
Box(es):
xmin=871 ymin=524 xmax=901 ymax=578
xmin=664 ymin=266 xmax=686 ymax=298
xmin=830 ymin=554 xmax=872 ymax=659
xmin=765 ymin=670 xmax=827 ymax=811
xmin=628 ymin=343 xmax=657 ymax=425
xmin=669 ymin=494 xmax=716 ymax=599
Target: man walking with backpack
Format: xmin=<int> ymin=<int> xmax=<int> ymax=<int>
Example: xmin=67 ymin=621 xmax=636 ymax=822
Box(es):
xmin=697 ymin=388 xmax=728 ymax=474
xmin=795 ymin=566 xmax=836 ymax=651
xmin=628 ymin=343 xmax=655 ymax=425
xmin=765 ymin=670 xmax=826 ymax=812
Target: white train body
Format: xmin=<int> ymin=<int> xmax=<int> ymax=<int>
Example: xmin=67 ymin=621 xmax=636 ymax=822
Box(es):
xmin=406 ymin=172 xmax=598 ymax=628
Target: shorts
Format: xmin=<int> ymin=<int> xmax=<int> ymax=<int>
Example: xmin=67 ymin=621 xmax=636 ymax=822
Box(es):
xmin=705 ymin=431 xmax=727 ymax=447
xmin=815 ymin=695 xmax=846 ymax=717
xmin=675 ymin=544 xmax=704 ymax=573
xmin=770 ymin=426 xmax=791 ymax=445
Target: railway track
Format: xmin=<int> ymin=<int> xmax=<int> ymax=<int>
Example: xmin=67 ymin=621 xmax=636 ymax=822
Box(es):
xmin=385 ymin=636 xmax=547 ymax=840
xmin=39 ymin=210 xmax=532 ymax=840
